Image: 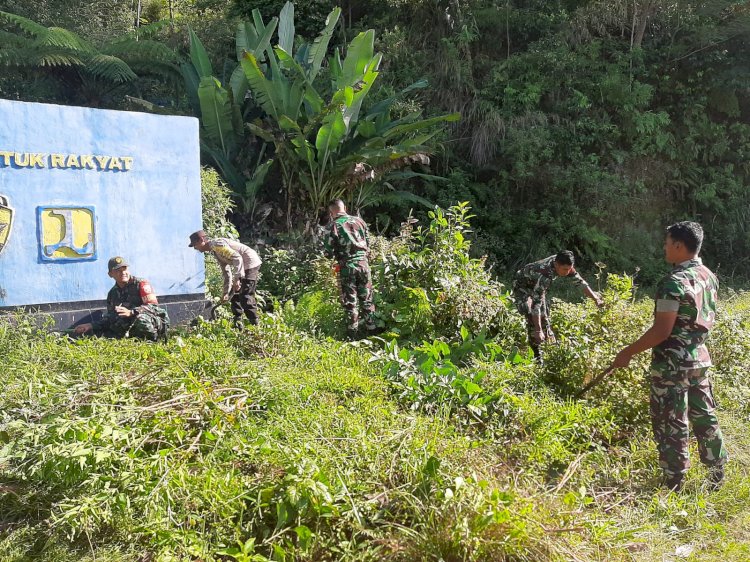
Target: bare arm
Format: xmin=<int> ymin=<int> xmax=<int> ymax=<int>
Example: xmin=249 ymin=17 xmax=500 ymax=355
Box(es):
xmin=610 ymin=311 xmax=677 ymax=369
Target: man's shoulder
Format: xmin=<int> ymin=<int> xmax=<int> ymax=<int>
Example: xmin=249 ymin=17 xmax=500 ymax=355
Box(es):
xmin=523 ymin=255 xmax=554 ymax=273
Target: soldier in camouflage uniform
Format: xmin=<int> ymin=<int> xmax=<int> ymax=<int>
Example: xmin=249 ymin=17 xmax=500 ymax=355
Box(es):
xmin=611 ymin=222 xmax=727 ymax=491
xmin=189 ymin=230 xmax=262 ymax=329
xmin=513 ymin=251 xmax=603 ymax=358
xmin=74 ymin=257 xmax=169 ymax=341
xmin=322 ymin=200 xmax=376 ymax=338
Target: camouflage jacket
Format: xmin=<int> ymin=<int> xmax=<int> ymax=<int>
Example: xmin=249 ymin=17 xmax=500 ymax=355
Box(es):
xmin=323 ymin=212 xmax=369 ymax=267
xmin=95 ymin=276 xmax=159 ymax=330
xmin=513 ymin=255 xmax=589 ymax=316
xmin=652 ymin=257 xmax=718 ymax=372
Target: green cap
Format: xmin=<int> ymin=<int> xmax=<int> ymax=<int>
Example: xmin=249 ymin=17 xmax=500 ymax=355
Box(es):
xmin=107 ymin=256 xmax=128 ymax=272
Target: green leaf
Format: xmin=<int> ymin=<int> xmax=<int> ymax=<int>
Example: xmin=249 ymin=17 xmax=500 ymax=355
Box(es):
xmin=278 ymin=2 xmax=295 ymax=55
xmin=383 ymin=112 xmax=460 ymax=139
xmin=307 ymin=7 xmax=341 ymax=81
xmin=356 ymin=120 xmax=376 ymax=138
xmin=241 ymin=51 xmax=281 ymax=120
xmin=340 ymin=30 xmax=375 ymax=87
xmin=188 ymin=27 xmax=212 ymax=78
xmin=236 ymin=20 xmax=259 ymax=60
xmin=315 ymin=111 xmax=346 ymax=158
xmin=229 ymin=64 xmax=248 ymax=104
xmin=246 ymin=121 xmax=275 ymax=142
xmin=198 ymin=76 xmax=239 ymax=158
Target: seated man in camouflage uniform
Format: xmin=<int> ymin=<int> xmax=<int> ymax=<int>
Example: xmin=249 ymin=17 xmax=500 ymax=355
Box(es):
xmin=322 ymin=199 xmax=376 ymax=339
xmin=74 ymin=256 xmax=169 ymax=341
xmin=189 ymin=230 xmax=262 ymax=329
xmin=610 ymin=221 xmax=728 ymax=492
xmin=513 ymin=251 xmax=603 ymax=358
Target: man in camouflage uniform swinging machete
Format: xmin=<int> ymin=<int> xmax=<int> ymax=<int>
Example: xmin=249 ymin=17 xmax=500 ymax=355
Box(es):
xmin=609 ymin=221 xmax=728 ymax=492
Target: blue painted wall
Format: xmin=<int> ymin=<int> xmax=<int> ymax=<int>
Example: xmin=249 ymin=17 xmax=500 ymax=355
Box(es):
xmin=0 ymin=99 xmax=204 ymax=307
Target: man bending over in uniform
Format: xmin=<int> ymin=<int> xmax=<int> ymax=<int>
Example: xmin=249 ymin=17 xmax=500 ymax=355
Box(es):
xmin=74 ymin=256 xmax=169 ymax=341
xmin=513 ymin=251 xmax=603 ymax=358
xmin=323 ymin=199 xmax=376 ymax=339
xmin=609 ymin=221 xmax=727 ymax=492
xmin=189 ymin=230 xmax=262 ymax=329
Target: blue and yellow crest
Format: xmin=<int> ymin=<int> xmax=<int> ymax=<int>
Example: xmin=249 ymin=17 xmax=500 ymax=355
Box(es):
xmin=37 ymin=206 xmax=97 ymax=262
xmin=0 ymin=195 xmax=13 ymax=255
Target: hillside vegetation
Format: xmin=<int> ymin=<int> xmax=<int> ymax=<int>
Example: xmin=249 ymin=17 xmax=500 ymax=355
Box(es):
xmin=2 ymin=207 xmax=749 ymax=561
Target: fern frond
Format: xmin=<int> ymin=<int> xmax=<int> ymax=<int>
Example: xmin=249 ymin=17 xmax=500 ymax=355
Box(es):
xmin=37 ymin=27 xmax=92 ymax=51
xmin=102 ymin=39 xmax=177 ymax=64
xmin=87 ymin=54 xmax=137 ymax=83
xmin=37 ymin=52 xmax=86 ymax=67
xmin=0 ymin=11 xmax=49 ymax=37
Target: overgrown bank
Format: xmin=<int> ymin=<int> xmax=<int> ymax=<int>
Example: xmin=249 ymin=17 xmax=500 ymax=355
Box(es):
xmin=1 ymin=271 xmax=749 ymax=560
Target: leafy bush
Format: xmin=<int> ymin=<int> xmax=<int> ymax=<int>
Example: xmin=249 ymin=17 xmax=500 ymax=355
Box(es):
xmin=259 ymin=245 xmax=323 ymax=303
xmin=542 ymin=272 xmax=653 ymax=426
xmin=372 ymin=202 xmax=517 ymax=341
xmin=200 ymin=167 xmax=241 ymax=300
xmin=709 ymin=291 xmax=750 ymax=415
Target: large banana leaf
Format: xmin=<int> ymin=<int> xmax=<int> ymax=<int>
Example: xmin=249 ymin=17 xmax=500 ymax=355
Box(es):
xmin=316 ymin=111 xmax=347 ymax=162
xmin=278 ymin=2 xmax=294 ymax=56
xmin=307 ymin=7 xmax=341 ymax=81
xmin=188 ymin=27 xmax=212 ymax=78
xmin=241 ymin=51 xmax=282 ymax=120
xmin=275 ymin=46 xmax=324 ymax=116
xmin=339 ymin=30 xmax=374 ymax=88
xmin=235 ymin=21 xmax=258 ymax=61
xmin=198 ymin=76 xmax=240 ymax=158
xmin=180 ymin=62 xmax=201 ymax=117
xmin=342 ymin=54 xmax=381 ymax=132
xmin=382 ymin=112 xmax=461 ymax=139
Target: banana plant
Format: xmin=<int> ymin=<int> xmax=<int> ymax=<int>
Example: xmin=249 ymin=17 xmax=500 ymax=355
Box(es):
xmin=181 ymin=19 xmax=277 ymax=217
xmin=240 ymin=2 xmax=460 ymax=229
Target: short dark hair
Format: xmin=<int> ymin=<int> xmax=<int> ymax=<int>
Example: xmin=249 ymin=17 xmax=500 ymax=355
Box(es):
xmin=554 ymin=250 xmax=575 ymax=266
xmin=666 ymin=221 xmax=703 ymax=254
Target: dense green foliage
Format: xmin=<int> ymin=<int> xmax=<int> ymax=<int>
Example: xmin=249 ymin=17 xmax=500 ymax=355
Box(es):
xmin=2 ymin=1 xmax=748 ymax=280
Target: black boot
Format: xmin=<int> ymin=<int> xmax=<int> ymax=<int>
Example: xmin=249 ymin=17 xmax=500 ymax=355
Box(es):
xmin=664 ymin=474 xmax=685 ymax=492
xmin=707 ymin=466 xmax=725 ymax=491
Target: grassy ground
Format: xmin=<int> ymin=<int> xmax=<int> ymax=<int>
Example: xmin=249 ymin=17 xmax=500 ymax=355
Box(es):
xmin=1 ymin=293 xmax=749 ymax=561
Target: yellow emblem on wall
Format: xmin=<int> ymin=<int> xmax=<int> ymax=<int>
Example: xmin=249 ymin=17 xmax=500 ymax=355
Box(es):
xmin=0 ymin=195 xmax=13 ymax=256
xmin=37 ymin=206 xmax=96 ymax=261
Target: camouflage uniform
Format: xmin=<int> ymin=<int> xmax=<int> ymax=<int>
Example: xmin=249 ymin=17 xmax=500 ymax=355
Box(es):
xmin=650 ymin=257 xmax=727 ymax=480
xmin=512 ymin=255 xmax=590 ymax=357
xmin=93 ymin=277 xmax=169 ymax=341
xmin=323 ymin=212 xmax=375 ymax=334
xmin=207 ymin=238 xmax=262 ymax=326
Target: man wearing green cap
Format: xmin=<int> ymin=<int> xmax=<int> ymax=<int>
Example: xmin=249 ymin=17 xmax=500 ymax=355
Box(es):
xmin=74 ymin=257 xmax=169 ymax=341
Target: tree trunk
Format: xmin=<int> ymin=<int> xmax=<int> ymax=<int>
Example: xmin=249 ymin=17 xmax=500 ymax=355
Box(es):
xmin=633 ymin=0 xmax=656 ymax=48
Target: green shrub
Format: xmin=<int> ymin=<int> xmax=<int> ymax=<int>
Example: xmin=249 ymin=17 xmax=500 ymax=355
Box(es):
xmin=200 ymin=167 xmax=240 ymax=300
xmin=542 ymin=272 xmax=653 ymax=426
xmin=372 ymin=203 xmax=517 ymax=342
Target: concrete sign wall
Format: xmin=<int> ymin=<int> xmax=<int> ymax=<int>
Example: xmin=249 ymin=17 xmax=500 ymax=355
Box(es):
xmin=0 ymin=99 xmax=205 ymax=319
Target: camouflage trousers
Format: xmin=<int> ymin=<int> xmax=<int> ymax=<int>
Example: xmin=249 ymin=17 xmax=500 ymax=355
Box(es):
xmin=339 ymin=258 xmax=375 ymax=333
xmin=523 ymin=314 xmax=553 ymax=359
xmin=513 ymin=288 xmax=553 ymax=359
xmin=650 ymin=367 xmax=728 ymax=479
xmin=101 ymin=305 xmax=169 ymax=341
